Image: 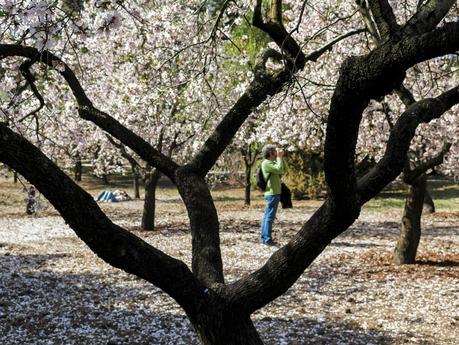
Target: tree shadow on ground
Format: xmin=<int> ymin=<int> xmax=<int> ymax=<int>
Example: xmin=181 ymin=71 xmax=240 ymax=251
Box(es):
xmin=0 ymin=252 xmax=436 ymax=345
xmin=375 ymin=177 xmax=458 ymax=201
xmin=416 ymin=259 xmax=459 ymax=267
xmin=255 ymin=316 xmax=434 ymax=345
xmin=0 ymin=253 xmax=197 ymax=345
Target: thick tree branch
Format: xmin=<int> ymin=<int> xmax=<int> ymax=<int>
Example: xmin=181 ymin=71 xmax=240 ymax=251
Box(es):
xmin=224 ymin=87 xmax=459 ymax=314
xmin=269 ymin=0 xmax=283 ymax=25
xmin=253 ymin=0 xmax=305 ymax=70
xmin=358 ymin=86 xmax=459 ymax=203
xmin=189 ymin=26 xmax=365 ymax=177
xmin=395 ymin=83 xmax=417 ymax=108
xmin=0 ymin=124 xmax=204 ymax=313
xmin=224 ymin=19 xmax=459 ymax=313
xmin=187 ymin=1 xmax=307 ymax=176
xmin=0 ymin=44 xmax=179 ymax=182
xmin=367 ymin=0 xmax=401 ymax=40
xmin=324 ymin=21 xmax=459 ymax=208
xmin=403 ymin=0 xmax=456 ymax=36
xmin=357 ymin=0 xmax=381 ymax=42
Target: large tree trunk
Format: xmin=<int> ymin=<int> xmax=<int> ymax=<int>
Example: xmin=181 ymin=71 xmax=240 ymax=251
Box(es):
xmin=141 ymin=168 xmax=161 ymax=231
xmin=191 ymin=313 xmax=263 ymax=345
xmin=244 ymin=164 xmax=251 ymax=206
xmin=393 ymin=175 xmax=427 ymax=264
xmin=423 ymin=189 xmax=435 ymax=214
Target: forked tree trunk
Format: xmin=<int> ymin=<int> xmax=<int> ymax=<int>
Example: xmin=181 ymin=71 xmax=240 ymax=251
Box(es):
xmin=423 ymin=189 xmax=435 ymax=214
xmin=393 ymin=175 xmax=427 ymax=264
xmin=141 ymin=168 xmax=161 ymax=231
xmin=244 ymin=164 xmax=251 ymax=206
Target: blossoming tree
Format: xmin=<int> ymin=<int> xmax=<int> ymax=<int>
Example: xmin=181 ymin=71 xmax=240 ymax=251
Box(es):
xmin=1 ymin=1 xmax=459 ymax=344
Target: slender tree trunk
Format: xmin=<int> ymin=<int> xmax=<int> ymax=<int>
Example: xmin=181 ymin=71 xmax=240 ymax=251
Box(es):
xmin=74 ymin=157 xmax=82 ymax=182
xmin=393 ymin=175 xmax=427 ymax=264
xmin=244 ymin=164 xmax=251 ymax=206
xmin=13 ymin=170 xmax=18 ymax=183
xmin=141 ymin=168 xmax=161 ymax=231
xmin=131 ymin=165 xmax=140 ymax=199
xmin=102 ymin=174 xmax=109 ymax=185
xmin=423 ymin=189 xmax=435 ymax=214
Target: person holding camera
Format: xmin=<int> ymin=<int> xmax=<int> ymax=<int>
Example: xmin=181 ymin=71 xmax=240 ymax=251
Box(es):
xmin=260 ymin=144 xmax=288 ymax=245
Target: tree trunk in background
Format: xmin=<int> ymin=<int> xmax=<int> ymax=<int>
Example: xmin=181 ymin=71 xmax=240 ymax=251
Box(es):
xmin=131 ymin=164 xmax=141 ymax=199
xmin=423 ymin=189 xmax=435 ymax=214
xmin=74 ymin=157 xmax=82 ymax=182
xmin=244 ymin=164 xmax=251 ymax=206
xmin=13 ymin=170 xmax=18 ymax=183
xmin=141 ymin=168 xmax=161 ymax=231
xmin=102 ymin=174 xmax=109 ymax=185
xmin=393 ymin=175 xmax=427 ymax=264
xmin=242 ymin=145 xmax=258 ymax=206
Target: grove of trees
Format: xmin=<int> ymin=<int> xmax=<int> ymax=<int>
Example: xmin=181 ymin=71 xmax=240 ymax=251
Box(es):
xmin=0 ymin=0 xmax=458 ymax=344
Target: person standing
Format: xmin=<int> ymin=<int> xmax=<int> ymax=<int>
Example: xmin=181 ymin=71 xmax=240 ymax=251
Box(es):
xmin=260 ymin=144 xmax=287 ymax=245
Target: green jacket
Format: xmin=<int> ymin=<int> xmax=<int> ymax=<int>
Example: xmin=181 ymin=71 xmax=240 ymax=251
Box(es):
xmin=262 ymin=158 xmax=287 ymax=196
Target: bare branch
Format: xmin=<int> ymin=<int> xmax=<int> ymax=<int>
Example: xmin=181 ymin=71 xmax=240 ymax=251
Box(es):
xmin=304 ymin=28 xmax=367 ymax=62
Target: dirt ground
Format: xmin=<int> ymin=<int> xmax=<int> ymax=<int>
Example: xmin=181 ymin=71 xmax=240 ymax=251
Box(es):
xmin=0 ymin=178 xmax=458 ymax=344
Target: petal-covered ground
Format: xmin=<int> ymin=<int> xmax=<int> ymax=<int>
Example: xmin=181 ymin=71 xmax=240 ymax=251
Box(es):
xmin=0 ymin=204 xmax=458 ymax=344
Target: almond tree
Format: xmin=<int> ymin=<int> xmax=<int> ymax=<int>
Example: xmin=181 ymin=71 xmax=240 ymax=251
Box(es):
xmin=1 ymin=1 xmax=459 ymax=344
xmin=355 ymin=0 xmax=459 ymax=264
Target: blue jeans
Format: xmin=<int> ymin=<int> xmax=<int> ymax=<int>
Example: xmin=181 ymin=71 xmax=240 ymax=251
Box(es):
xmin=260 ymin=194 xmax=280 ymax=243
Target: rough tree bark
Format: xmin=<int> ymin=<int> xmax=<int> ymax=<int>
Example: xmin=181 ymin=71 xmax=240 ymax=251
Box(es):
xmin=244 ymin=163 xmax=251 ymax=206
xmin=393 ymin=142 xmax=451 ymax=264
xmin=141 ymin=167 xmax=161 ymax=231
xmin=357 ymin=2 xmax=454 ymax=265
xmin=423 ymin=190 xmax=435 ymax=214
xmin=242 ymin=144 xmax=259 ymax=206
xmin=1 ymin=1 xmax=459 ymax=344
xmin=394 ymin=174 xmax=427 ymax=264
